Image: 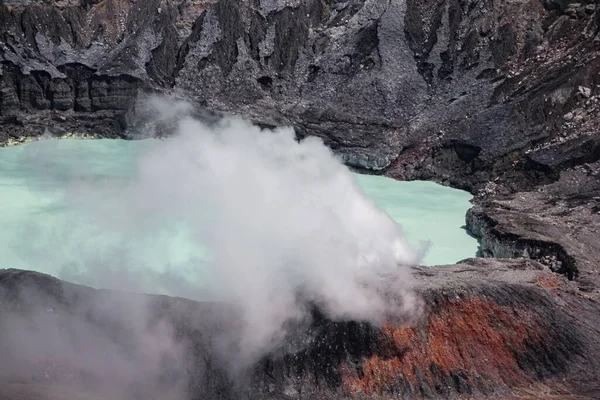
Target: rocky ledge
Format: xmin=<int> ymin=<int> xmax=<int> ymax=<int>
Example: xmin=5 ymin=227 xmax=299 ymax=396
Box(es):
xmin=0 ymin=263 xmax=599 ymax=400
xmin=466 ymin=160 xmax=600 ymax=288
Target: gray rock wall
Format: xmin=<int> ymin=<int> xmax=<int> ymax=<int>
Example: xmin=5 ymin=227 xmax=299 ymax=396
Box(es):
xmin=1 ymin=0 xmax=599 ymax=176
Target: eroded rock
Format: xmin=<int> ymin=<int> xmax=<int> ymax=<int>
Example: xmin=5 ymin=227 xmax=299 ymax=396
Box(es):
xmin=0 ymin=263 xmax=598 ymax=399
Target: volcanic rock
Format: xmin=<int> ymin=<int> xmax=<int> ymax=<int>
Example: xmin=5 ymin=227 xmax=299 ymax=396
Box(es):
xmin=0 ymin=265 xmax=599 ymax=400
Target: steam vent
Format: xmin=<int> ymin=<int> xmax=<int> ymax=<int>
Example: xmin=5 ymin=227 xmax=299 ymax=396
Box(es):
xmin=1 ymin=0 xmax=600 ymax=399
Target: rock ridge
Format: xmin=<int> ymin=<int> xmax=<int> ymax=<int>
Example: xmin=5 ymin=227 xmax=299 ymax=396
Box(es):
xmin=1 ymin=263 xmax=599 ymax=399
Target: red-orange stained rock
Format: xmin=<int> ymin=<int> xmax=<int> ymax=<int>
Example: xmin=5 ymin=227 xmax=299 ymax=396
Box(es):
xmin=343 ymin=296 xmax=543 ymax=396
xmin=536 ymin=274 xmax=562 ymax=290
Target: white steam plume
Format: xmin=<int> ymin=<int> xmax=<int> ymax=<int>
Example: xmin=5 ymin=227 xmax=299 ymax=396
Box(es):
xmin=65 ymin=96 xmax=422 ymax=367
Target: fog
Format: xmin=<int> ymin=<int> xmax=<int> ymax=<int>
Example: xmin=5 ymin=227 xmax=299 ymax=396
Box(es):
xmin=0 ymin=96 xmax=422 ymax=397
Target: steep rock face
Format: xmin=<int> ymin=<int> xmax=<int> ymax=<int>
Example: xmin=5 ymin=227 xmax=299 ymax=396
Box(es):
xmin=0 ymin=0 xmax=211 ymax=140
xmin=387 ymin=0 xmax=600 ymax=190
xmin=173 ymin=0 xmax=426 ymax=169
xmin=0 ymin=0 xmax=426 ymax=167
xmin=2 ymin=0 xmax=598 ymax=174
xmin=1 ymin=264 xmax=599 ymax=400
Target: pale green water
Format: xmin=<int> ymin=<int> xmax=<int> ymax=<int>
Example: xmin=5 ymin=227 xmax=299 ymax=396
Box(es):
xmin=0 ymin=139 xmax=478 ymax=290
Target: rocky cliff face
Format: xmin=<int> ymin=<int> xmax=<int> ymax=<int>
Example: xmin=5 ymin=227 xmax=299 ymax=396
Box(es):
xmin=1 ymin=0 xmax=600 ymax=399
xmin=0 ymin=0 xmax=425 ymax=166
xmin=1 ymin=0 xmax=598 ymax=173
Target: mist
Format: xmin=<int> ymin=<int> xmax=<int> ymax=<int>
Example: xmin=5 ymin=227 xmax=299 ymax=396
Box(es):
xmin=0 ymin=95 xmax=422 ymax=396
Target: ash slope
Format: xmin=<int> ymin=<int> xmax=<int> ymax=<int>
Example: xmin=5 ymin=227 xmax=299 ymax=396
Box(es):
xmin=1 ymin=264 xmax=599 ymax=399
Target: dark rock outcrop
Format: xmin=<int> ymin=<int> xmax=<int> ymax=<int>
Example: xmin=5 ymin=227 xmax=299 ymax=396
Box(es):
xmin=465 ymin=158 xmax=600 ymax=291
xmin=1 ymin=264 xmax=599 ymax=400
xmin=2 ymin=201 xmax=594 ymax=397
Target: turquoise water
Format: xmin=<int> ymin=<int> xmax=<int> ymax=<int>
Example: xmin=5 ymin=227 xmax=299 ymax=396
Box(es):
xmin=0 ymin=139 xmax=477 ymax=290
xmin=353 ymin=174 xmax=478 ymax=265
